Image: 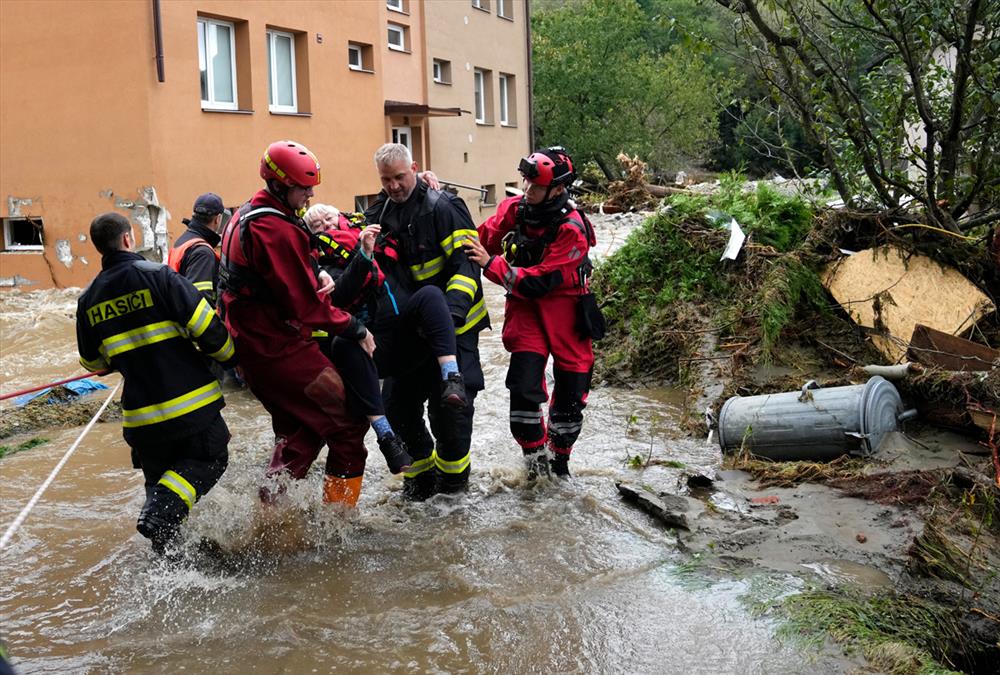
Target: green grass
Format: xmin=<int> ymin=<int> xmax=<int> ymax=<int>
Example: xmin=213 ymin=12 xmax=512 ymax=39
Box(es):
xmin=766 ymin=590 xmax=965 ymax=674
xmin=0 ymin=436 xmax=49 ymax=460
xmin=593 ymin=175 xmax=826 ymax=376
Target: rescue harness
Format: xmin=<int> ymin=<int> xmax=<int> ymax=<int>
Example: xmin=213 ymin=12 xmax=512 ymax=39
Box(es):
xmin=218 ymin=204 xmax=310 ymax=301
xmin=502 ymin=195 xmax=598 ymax=286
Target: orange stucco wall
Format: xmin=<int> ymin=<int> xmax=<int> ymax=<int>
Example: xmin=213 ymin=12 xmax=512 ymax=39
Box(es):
xmin=1 ymin=0 xmax=530 ymax=289
xmin=425 ymin=0 xmax=530 ymax=222
xmin=1 ymin=0 xmax=390 ymax=289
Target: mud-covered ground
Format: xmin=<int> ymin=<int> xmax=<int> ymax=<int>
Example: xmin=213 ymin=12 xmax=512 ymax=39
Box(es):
xmin=594 ymin=208 xmax=1000 ymax=672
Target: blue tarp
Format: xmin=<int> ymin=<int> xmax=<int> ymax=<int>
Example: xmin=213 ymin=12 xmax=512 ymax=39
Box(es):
xmin=13 ymin=379 xmax=109 ymax=407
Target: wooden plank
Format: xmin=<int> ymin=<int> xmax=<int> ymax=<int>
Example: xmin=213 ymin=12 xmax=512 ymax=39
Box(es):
xmin=823 ymin=246 xmax=995 ymax=361
xmin=907 ymin=323 xmax=999 ymax=371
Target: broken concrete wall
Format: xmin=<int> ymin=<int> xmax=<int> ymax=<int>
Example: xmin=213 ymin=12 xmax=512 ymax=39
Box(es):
xmin=112 ymin=186 xmax=170 ymax=264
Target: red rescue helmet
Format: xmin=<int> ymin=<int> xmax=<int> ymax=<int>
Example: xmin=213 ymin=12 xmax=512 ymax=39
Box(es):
xmin=517 ymin=146 xmax=575 ymax=188
xmin=260 ymin=140 xmax=322 ymax=187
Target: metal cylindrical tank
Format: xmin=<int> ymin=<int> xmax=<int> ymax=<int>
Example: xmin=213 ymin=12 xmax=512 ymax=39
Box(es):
xmin=717 ymin=376 xmax=913 ymax=461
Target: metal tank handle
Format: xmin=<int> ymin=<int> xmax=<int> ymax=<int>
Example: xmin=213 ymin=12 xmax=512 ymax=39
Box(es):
xmin=798 ymin=380 xmax=820 ymax=402
xmin=896 ymin=409 xmax=918 ymax=422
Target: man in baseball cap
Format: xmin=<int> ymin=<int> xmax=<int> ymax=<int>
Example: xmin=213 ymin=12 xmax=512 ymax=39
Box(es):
xmin=168 ymin=193 xmax=229 ymax=306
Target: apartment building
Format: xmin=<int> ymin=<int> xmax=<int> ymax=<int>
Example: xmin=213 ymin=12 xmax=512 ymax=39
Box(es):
xmin=0 ymin=0 xmax=531 ymax=289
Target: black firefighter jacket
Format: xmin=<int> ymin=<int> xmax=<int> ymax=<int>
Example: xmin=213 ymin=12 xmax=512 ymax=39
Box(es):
xmin=76 ymin=251 xmax=236 ymax=446
xmin=366 ymin=182 xmax=489 ymax=337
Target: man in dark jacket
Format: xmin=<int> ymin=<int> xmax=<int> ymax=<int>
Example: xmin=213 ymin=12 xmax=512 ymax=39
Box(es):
xmin=77 ymin=212 xmax=237 ymax=554
xmin=168 ymin=192 xmax=228 ymax=306
xmin=365 ymin=143 xmax=488 ymax=500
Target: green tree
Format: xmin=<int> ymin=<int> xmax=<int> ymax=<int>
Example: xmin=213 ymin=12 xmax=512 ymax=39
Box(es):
xmin=715 ymin=0 xmax=1000 ymax=232
xmin=533 ymin=0 xmax=733 ymax=178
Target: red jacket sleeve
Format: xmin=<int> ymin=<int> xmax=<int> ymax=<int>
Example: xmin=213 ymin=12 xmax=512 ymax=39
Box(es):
xmin=478 ymin=196 xmax=519 ymax=254
xmin=482 ymin=221 xmax=590 ymax=299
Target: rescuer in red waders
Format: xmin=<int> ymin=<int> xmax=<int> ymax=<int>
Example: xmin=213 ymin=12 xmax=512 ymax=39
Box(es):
xmin=464 ymin=147 xmax=604 ymax=479
xmin=219 ymin=140 xmax=381 ymax=508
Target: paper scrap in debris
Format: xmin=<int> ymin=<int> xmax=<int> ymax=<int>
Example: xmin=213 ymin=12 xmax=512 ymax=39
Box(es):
xmin=720 ymin=219 xmax=745 ymax=261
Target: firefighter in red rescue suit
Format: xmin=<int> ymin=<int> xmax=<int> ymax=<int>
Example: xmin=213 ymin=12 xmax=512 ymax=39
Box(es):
xmin=464 ymin=147 xmax=600 ymax=479
xmin=77 ymin=212 xmax=237 ymax=555
xmin=219 ymin=140 xmax=375 ymax=508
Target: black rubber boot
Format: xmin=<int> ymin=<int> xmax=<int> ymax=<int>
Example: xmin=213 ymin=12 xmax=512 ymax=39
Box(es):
xmin=441 ymin=372 xmax=468 ymax=409
xmin=523 ymin=448 xmax=551 ymax=480
xmin=378 ymin=434 xmax=414 ymax=475
xmin=550 ymin=454 xmax=571 ymax=478
xmin=402 ymin=470 xmax=438 ymax=501
xmin=437 ymin=468 xmax=470 ymax=494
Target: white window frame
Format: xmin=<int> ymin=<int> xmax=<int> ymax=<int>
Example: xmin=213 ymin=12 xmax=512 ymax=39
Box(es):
xmin=198 ymin=17 xmax=238 ymax=110
xmin=392 ymin=126 xmax=413 ymax=153
xmin=433 ymin=60 xmax=442 ymax=82
xmin=472 ymin=0 xmax=489 ymax=11
xmin=348 ymin=44 xmax=363 ymax=70
xmin=497 ymin=0 xmax=511 ymax=19
xmin=2 ymin=218 xmax=44 ymax=252
xmin=387 ymin=23 xmax=406 ymax=52
xmin=386 ymin=0 xmax=405 ymax=13
xmin=499 ymin=73 xmax=509 ymax=125
xmin=266 ymin=29 xmax=298 ymax=113
xmin=473 ymin=69 xmax=486 ymax=123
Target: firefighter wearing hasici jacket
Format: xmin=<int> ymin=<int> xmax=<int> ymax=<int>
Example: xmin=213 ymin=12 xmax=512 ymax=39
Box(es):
xmin=365 ymin=143 xmax=487 ymax=500
xmin=464 ymin=147 xmax=599 ymax=479
xmin=76 ymin=212 xmax=237 ymax=555
xmin=219 ymin=140 xmax=375 ymax=508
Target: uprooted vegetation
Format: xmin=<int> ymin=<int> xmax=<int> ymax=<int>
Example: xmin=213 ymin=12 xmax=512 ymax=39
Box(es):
xmin=590 ymin=171 xmax=1000 ymax=672
xmin=591 ymin=173 xmax=835 ymax=385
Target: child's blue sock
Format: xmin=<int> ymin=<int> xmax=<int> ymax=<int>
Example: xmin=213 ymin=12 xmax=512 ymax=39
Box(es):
xmin=440 ymin=360 xmax=459 ymax=380
xmin=372 ymin=415 xmax=393 ymax=440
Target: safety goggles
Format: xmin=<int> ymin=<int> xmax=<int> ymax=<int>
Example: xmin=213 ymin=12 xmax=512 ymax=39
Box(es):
xmin=518 ymin=157 xmax=539 ymax=180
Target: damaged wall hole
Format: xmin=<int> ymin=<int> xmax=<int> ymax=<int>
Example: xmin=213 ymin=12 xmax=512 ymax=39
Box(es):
xmin=1 ymin=217 xmax=44 ymax=252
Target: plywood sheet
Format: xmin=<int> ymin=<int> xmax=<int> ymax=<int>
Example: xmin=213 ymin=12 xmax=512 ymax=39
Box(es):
xmin=823 ymin=246 xmax=995 ymax=362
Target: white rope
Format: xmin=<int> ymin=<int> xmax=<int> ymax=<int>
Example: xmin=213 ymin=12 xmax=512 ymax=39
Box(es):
xmin=0 ymin=382 xmax=121 ymax=550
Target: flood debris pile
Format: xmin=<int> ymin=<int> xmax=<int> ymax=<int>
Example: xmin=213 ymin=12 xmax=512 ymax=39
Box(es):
xmin=594 ymin=166 xmax=1000 ymax=672
xmin=591 ymin=171 xmax=826 ymax=386
xmin=0 ymin=386 xmax=122 ymax=440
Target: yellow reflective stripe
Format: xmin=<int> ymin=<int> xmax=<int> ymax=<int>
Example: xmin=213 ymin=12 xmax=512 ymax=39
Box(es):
xmin=193 ymin=281 xmax=214 ymax=291
xmin=311 ymin=330 xmax=329 ymax=338
xmin=122 ymin=381 xmax=222 ymax=427
xmin=456 ymin=297 xmax=487 ymax=335
xmin=409 ymin=255 xmax=445 ymax=281
xmin=80 ymin=355 xmax=107 ymax=372
xmin=445 ymin=274 xmax=477 ymax=300
xmin=186 ymin=298 xmax=214 ymax=338
xmin=158 ymin=470 xmax=197 ymax=509
xmin=435 ymin=451 xmax=471 ymax=474
xmin=403 ymin=450 xmax=437 ymax=478
xmin=101 ymin=321 xmax=183 ymax=358
xmin=264 ymin=153 xmax=287 ymax=179
xmin=440 ymin=229 xmax=479 ymax=256
xmin=207 ymin=335 xmax=235 ymax=362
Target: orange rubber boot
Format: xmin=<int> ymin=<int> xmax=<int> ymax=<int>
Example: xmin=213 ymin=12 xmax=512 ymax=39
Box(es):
xmin=322 ymin=474 xmax=363 ymax=507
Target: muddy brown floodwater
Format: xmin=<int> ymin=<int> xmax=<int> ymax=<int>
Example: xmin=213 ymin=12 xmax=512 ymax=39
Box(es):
xmin=1 ymin=216 xmax=857 ymax=673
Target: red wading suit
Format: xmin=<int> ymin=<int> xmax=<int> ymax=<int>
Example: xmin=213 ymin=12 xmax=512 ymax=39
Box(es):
xmin=477 ymin=194 xmax=595 ymax=459
xmin=219 ymin=189 xmax=370 ymax=490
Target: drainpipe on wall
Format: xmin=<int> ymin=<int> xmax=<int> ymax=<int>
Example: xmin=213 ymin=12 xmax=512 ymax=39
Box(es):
xmin=525 ymin=0 xmax=535 ymax=152
xmin=152 ymin=0 xmax=165 ymax=82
